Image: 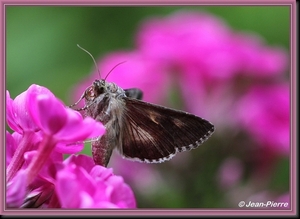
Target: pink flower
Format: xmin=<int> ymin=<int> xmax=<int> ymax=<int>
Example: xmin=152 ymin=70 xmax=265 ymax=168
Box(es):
xmin=135 ymin=10 xmax=288 ymax=126
xmin=216 ymin=157 xmax=243 ymax=190
xmin=6 ymin=84 xmax=108 ymax=208
xmin=235 ymin=84 xmax=290 ymax=155
xmin=136 ymin=11 xmax=287 ymax=80
xmin=136 ymin=11 xmax=236 ymax=77
xmin=56 ymin=154 xmax=136 ymax=208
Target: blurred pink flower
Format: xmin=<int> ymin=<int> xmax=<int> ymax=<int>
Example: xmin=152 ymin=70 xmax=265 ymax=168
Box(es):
xmin=217 ymin=157 xmax=243 ymax=190
xmin=135 ymin=10 xmax=288 ymax=128
xmin=235 ymin=84 xmax=290 ymax=155
xmin=136 ymin=11 xmax=287 ymax=80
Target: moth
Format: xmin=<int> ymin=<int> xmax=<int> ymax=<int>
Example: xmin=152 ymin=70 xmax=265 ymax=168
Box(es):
xmin=71 ymin=45 xmax=215 ymax=167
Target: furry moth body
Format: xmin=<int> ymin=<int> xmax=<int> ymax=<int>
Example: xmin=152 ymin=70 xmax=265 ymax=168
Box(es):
xmin=74 ymin=79 xmax=215 ymax=167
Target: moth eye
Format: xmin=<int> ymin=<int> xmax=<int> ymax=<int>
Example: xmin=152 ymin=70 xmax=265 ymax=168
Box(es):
xmin=98 ymin=86 xmax=105 ymax=94
xmin=85 ymin=87 xmax=95 ymax=100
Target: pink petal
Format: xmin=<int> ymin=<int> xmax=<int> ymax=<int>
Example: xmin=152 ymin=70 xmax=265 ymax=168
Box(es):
xmin=56 ymin=161 xmax=97 ymax=208
xmin=54 ymin=108 xmax=106 ymax=142
xmin=6 ymin=90 xmax=39 ymax=133
xmin=6 ymin=131 xmax=18 ymax=167
xmin=64 ymin=154 xmax=95 ymax=173
xmin=54 ymin=141 xmax=84 ymax=154
xmin=6 ymin=170 xmax=27 ymax=207
xmin=106 ymin=175 xmax=136 ymax=208
xmin=28 ymin=94 xmax=67 ymax=135
xmin=90 ymin=165 xmax=114 ymax=181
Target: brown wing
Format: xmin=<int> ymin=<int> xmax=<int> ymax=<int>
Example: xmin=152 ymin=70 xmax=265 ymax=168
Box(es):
xmin=117 ymin=98 xmax=215 ymax=163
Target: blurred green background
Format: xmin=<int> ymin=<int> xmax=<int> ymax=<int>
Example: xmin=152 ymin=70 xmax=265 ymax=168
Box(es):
xmin=6 ymin=6 xmax=290 ymax=209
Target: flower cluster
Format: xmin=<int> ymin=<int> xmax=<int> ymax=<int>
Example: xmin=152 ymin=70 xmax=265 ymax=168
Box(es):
xmin=6 ymin=84 xmax=136 ymax=208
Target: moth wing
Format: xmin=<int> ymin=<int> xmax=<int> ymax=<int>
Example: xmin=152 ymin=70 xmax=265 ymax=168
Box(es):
xmin=124 ymin=88 xmax=143 ymax=100
xmin=117 ymin=98 xmax=215 ymax=163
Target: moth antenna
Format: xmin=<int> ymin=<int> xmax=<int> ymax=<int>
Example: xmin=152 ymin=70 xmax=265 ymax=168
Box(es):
xmin=104 ymin=61 xmax=127 ymax=81
xmin=77 ymin=44 xmax=101 ymax=78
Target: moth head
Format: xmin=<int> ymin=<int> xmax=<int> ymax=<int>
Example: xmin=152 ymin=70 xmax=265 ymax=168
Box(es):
xmin=84 ymin=79 xmax=107 ymax=101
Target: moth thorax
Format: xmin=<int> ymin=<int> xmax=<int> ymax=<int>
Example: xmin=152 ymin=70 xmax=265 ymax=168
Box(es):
xmin=107 ymin=82 xmax=126 ymax=96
